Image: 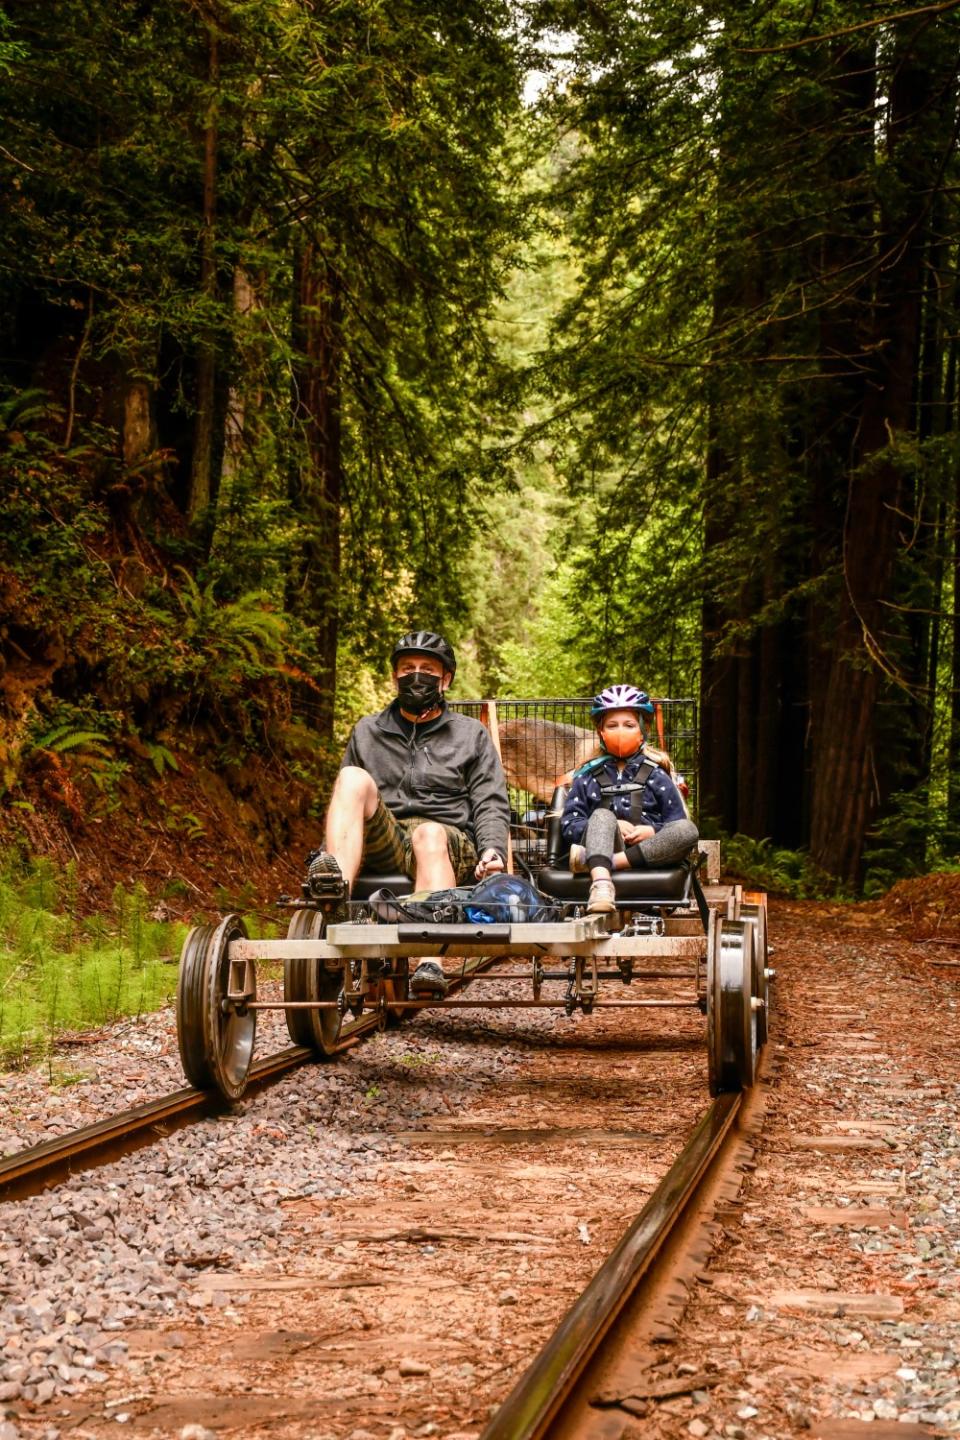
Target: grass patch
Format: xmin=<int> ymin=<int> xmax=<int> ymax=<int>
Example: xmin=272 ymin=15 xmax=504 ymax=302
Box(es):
xmin=0 ymin=858 xmax=278 ymax=1066
xmin=398 ymin=1049 xmax=440 ymax=1068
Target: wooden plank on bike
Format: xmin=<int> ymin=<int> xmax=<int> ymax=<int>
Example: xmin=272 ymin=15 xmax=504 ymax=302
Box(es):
xmin=325 ymin=917 xmax=611 ymax=947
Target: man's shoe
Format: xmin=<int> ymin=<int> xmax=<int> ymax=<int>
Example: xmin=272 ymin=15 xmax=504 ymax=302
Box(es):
xmin=410 ymin=960 xmax=448 ymax=997
xmin=587 ymin=879 xmax=617 ymax=914
xmin=568 ymin=844 xmax=589 ymax=873
xmin=305 ymin=849 xmax=345 ymax=901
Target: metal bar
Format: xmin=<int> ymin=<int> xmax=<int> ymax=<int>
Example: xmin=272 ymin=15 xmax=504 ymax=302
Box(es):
xmin=397 ymin=923 xmax=511 ymax=944
xmin=481 ymin=698 xmax=514 ymax=874
xmin=242 ymin=1000 xmax=698 ymax=1012
xmin=441 ymin=969 xmax=697 ymax=982
xmin=230 ymin=936 xmax=707 ymax=962
xmin=325 ymin=999 xmax=698 ymax=1011
xmin=246 ymin=1001 xmax=342 ymax=1010
xmin=329 ymin=919 xmax=612 ymax=944
xmin=237 ymin=999 xmax=699 ymax=1013
xmin=482 ymin=1093 xmax=741 ymax=1440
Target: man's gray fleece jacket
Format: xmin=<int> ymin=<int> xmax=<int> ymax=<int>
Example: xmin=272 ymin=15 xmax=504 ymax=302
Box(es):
xmin=341 ymin=704 xmax=510 ymax=861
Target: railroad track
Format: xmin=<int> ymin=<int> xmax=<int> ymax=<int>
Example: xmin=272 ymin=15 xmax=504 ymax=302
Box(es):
xmin=483 ymin=1069 xmax=769 ymax=1439
xmin=0 ymin=960 xmax=756 ymax=1438
xmin=0 ymin=956 xmax=494 ymax=1201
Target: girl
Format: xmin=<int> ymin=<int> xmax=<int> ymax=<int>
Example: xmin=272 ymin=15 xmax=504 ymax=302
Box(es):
xmin=560 ymin=686 xmax=699 ymax=914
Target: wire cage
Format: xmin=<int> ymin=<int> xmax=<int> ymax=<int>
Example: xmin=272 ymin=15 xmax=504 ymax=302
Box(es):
xmin=450 ymin=697 xmax=699 ymax=877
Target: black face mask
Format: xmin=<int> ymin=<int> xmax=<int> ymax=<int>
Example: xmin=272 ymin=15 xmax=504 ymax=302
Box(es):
xmin=397 ymin=672 xmax=443 ymax=715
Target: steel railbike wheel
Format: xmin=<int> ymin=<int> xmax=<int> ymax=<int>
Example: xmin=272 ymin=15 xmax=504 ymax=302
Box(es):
xmin=706 ymin=918 xmax=757 ymax=1095
xmin=177 ymin=913 xmax=256 ymax=1101
xmin=284 ymin=908 xmax=342 ymax=1056
xmin=740 ymin=902 xmax=768 ymax=1048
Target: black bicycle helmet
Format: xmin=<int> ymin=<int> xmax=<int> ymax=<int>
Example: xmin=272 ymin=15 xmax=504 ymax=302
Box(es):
xmin=390 ymin=630 xmax=457 ymax=679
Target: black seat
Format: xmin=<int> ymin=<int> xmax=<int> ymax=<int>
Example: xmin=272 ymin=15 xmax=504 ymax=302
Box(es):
xmin=350 ymin=872 xmax=414 ymax=902
xmin=537 ymin=785 xmax=694 ymax=908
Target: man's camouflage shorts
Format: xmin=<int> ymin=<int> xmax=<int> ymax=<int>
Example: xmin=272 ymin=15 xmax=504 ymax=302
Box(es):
xmin=361 ymin=797 xmax=478 ymax=884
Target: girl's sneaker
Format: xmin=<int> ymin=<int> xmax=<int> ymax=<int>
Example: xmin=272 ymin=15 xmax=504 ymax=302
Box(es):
xmin=568 ymin=844 xmax=589 ymax=873
xmin=587 ymin=879 xmax=617 ymax=913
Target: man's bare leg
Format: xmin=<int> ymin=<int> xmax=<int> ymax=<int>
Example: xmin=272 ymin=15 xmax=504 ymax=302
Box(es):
xmin=325 ymin=766 xmax=379 ymax=890
xmin=406 ymin=821 xmax=457 ymax=998
xmin=409 ymin=821 xmax=456 ymax=892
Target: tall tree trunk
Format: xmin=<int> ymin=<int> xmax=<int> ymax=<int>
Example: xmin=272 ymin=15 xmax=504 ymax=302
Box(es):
xmin=809 ymin=33 xmax=942 ymax=882
xmin=945 ymin=326 xmax=960 ymax=835
xmin=699 ymin=441 xmax=739 ymax=833
xmin=189 ymin=24 xmax=219 ymax=524
xmin=901 ymin=219 xmax=948 ymax=814
xmin=220 ymin=266 xmax=256 ymax=491
xmin=804 ymin=40 xmax=874 ymax=869
xmin=702 ymin=34 xmax=822 ymax=846
xmin=289 ymin=238 xmax=343 ymax=738
xmin=700 ymin=85 xmax=753 ymax=836
xmin=122 ymin=347 xmax=156 ymax=468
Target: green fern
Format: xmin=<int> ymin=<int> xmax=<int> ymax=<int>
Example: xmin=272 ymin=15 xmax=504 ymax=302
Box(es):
xmin=174 ymin=568 xmax=286 ymax=671
xmin=721 ymin=832 xmax=845 ymax=900
xmin=32 ymin=725 xmax=111 ymax=757
xmin=180 ymin=811 xmax=205 ymax=839
xmin=145 ymin=742 xmax=179 ymax=776
xmin=0 ymin=387 xmax=57 ymax=437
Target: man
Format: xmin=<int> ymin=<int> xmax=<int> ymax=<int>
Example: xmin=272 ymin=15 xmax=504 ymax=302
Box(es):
xmin=309 ymin=631 xmax=510 ymax=995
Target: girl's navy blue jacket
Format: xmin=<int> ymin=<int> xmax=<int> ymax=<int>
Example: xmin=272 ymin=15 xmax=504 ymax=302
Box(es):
xmin=560 ymin=751 xmax=687 ymax=848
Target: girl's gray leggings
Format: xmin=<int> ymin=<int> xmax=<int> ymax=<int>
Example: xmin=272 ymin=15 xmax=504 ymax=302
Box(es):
xmin=583 ymin=808 xmax=699 ymax=870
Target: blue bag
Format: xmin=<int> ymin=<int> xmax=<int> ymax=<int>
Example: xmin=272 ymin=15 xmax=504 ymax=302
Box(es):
xmin=463 ymin=874 xmax=559 ymax=925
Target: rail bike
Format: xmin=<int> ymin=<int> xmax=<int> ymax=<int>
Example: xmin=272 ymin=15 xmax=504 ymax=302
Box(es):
xmin=175 ymin=697 xmax=770 ymax=1103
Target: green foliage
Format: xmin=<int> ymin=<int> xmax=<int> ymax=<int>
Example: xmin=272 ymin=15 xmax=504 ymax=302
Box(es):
xmin=720 ymin=834 xmax=847 ymax=902
xmin=144 ymin=742 xmax=179 ymax=777
xmin=173 ymin=569 xmax=286 ymax=688
xmin=31 ymin=724 xmax=111 ymax=757
xmin=5 ymin=0 xmax=960 ymax=895
xmin=332 ymin=639 xmax=395 ymax=749
xmin=0 ymin=387 xmax=56 ymax=439
xmin=0 ymin=861 xmax=185 ymax=1065
xmin=0 ymin=0 xmax=528 ymax=797
xmin=861 ymin=786 xmax=960 ymax=899
xmin=398 ymin=1049 xmax=439 ymax=1068
xmin=0 ymin=7 xmax=26 ymax=74
xmin=0 ymin=858 xmax=281 ymax=1068
xmin=506 ymin=1 xmax=960 ymax=886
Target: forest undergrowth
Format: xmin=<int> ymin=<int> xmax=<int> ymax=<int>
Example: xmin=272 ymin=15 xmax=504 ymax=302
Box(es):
xmin=0 ymin=859 xmax=282 ymax=1068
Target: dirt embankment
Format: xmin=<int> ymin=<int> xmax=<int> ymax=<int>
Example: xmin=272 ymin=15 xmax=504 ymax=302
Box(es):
xmin=781 ymin=871 xmax=960 ymax=948
xmin=0 ymin=750 xmax=322 ymax=921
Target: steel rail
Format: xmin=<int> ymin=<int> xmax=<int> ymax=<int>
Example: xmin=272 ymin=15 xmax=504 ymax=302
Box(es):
xmin=0 ymin=1044 xmax=313 ymax=1199
xmin=0 ymin=954 xmax=495 ymax=1200
xmin=481 ymin=1091 xmax=742 ymax=1440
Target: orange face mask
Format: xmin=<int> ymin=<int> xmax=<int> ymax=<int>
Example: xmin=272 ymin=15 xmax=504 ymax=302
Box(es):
xmin=599 ymin=722 xmax=644 ymax=759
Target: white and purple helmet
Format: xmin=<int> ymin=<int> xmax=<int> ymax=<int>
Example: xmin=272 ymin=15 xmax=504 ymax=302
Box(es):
xmin=589 ymin=684 xmax=655 ymax=719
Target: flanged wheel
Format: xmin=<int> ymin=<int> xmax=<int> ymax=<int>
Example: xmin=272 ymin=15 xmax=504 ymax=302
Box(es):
xmin=740 ymin=902 xmax=768 ymax=1047
xmin=177 ymin=913 xmax=256 ymax=1101
xmin=284 ymin=908 xmax=342 ymax=1056
xmin=706 ymin=918 xmax=757 ymax=1095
